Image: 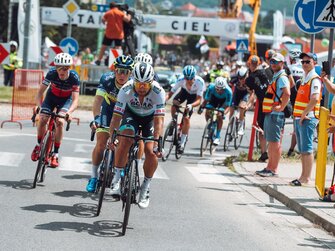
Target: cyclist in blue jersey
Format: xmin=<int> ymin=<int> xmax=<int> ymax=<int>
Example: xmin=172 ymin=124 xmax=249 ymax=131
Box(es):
xmin=31 ymin=53 xmax=80 ymax=168
xmin=198 ymin=77 xmax=232 ymax=145
xmin=86 ymin=55 xmax=134 ymax=193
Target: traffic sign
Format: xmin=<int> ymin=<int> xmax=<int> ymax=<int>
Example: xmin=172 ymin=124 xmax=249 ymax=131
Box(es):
xmin=108 ymin=49 xmax=123 ymax=68
xmin=236 ymin=39 xmax=248 ymax=52
xmin=59 ymin=37 xmax=79 ymax=56
xmin=314 ymin=0 xmax=335 ymax=28
xmin=48 ymin=46 xmax=64 ymax=66
xmin=0 ymin=43 xmax=10 ymax=65
xmin=63 ymin=0 xmax=80 ymax=17
xmin=91 ymin=4 xmax=109 ymax=12
xmin=294 ymin=0 xmax=324 ymax=34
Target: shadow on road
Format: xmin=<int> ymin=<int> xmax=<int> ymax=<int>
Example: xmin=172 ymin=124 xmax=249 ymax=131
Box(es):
xmin=35 ymin=220 xmax=123 ymax=237
xmin=62 ymin=174 xmax=90 ymax=180
xmin=0 ymin=179 xmax=33 ymax=190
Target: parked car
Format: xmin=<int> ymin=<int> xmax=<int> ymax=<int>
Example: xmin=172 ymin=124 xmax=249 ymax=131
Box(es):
xmin=154 ymin=66 xmax=175 ymax=91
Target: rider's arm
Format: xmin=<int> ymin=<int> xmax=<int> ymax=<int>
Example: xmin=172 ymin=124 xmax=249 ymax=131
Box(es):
xmin=246 ymin=90 xmax=255 ymax=109
xmin=153 ymin=116 xmax=164 ymax=142
xmin=35 ymin=84 xmax=48 ymax=106
xmin=191 ymin=95 xmax=202 ymax=107
xmin=67 ymin=91 xmax=79 ymax=114
xmin=109 ymin=113 xmax=122 ymax=136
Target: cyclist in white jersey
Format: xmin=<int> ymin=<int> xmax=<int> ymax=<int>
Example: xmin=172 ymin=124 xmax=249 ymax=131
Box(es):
xmin=165 ymin=65 xmax=205 ymax=152
xmin=109 ymin=62 xmax=165 ymax=209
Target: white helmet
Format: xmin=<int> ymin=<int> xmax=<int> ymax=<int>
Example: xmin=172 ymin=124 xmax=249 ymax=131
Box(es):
xmin=9 ymin=41 xmax=18 ymax=48
xmin=237 ymin=67 xmax=248 ymax=78
xmin=289 ymin=48 xmax=301 ymax=59
xmin=214 ymin=77 xmax=228 ymax=90
xmin=54 ymin=53 xmax=73 ymax=66
xmin=134 ymin=53 xmax=153 ymax=65
xmin=133 ymin=62 xmax=155 ymax=83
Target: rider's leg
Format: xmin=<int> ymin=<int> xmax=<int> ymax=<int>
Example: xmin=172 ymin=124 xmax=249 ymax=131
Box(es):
xmin=137 ymin=141 xmax=144 ymax=166
xmin=37 ymin=114 xmax=49 ymax=143
xmin=181 ymin=116 xmax=190 ymax=147
xmin=205 ymin=109 xmax=211 ymax=121
xmin=216 ymin=113 xmax=224 ymax=138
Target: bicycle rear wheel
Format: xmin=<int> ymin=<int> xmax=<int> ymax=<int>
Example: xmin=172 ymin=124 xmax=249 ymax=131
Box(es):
xmin=223 ymin=117 xmax=234 ymax=151
xmin=162 ymin=121 xmax=175 ymax=161
xmin=122 ymin=159 xmax=137 ymax=235
xmin=32 ymin=132 xmax=50 ymax=188
xmin=234 ymin=120 xmax=245 ymax=150
xmin=209 ymin=121 xmax=218 ymax=155
xmin=200 ymin=120 xmax=211 ymax=157
xmin=96 ymin=150 xmax=114 ymax=216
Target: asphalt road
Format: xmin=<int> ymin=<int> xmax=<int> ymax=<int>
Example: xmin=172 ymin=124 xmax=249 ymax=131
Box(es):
xmin=0 ymin=117 xmax=334 ymax=250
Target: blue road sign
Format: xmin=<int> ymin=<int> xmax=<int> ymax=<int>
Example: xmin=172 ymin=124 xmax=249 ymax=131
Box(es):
xmin=294 ymin=0 xmax=324 ymax=34
xmin=314 ymin=0 xmax=335 ymax=28
xmin=91 ymin=4 xmax=109 ymax=12
xmin=59 ymin=37 xmax=79 ymax=56
xmin=236 ymin=39 xmax=248 ymax=53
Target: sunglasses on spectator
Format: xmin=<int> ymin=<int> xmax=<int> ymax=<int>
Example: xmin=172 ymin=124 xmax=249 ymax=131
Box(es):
xmin=301 ymin=60 xmax=311 ymax=65
xmin=115 ymin=68 xmax=130 ymax=75
xmin=56 ymin=66 xmax=70 ymax=71
xmin=269 ymin=60 xmax=281 ymax=65
xmin=134 ymin=81 xmax=152 ymax=90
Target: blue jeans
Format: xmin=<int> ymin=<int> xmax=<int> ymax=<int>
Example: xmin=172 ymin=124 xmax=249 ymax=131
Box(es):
xmin=264 ymin=113 xmax=285 ymax=142
xmin=294 ymin=118 xmax=318 ymax=154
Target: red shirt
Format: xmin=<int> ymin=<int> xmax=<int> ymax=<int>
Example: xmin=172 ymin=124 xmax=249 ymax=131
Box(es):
xmin=103 ymin=8 xmax=125 ymax=39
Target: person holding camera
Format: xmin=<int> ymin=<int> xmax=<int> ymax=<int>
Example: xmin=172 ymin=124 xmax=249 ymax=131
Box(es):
xmin=96 ymin=2 xmax=131 ymax=66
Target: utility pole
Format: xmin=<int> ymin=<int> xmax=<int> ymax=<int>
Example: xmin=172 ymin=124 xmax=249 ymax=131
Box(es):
xmin=23 ymin=0 xmax=32 ymax=69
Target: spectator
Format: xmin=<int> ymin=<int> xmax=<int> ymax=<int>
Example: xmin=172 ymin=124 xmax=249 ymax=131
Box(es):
xmin=290 ymin=52 xmax=322 ymax=186
xmin=245 ymin=55 xmax=270 ymax=162
xmin=81 ymin=47 xmax=94 ymax=65
xmin=331 ymin=58 xmax=335 ymax=80
xmin=95 ymin=2 xmax=131 ymax=65
xmin=3 ymin=41 xmax=22 ymax=86
xmin=255 ymin=53 xmax=290 ymax=177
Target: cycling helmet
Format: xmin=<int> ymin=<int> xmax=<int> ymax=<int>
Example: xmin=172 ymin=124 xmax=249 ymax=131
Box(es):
xmin=183 ymin=65 xmax=197 ymax=80
xmin=216 ymin=60 xmax=224 ymax=68
xmin=54 ymin=53 xmax=73 ymax=66
xmin=214 ymin=77 xmax=228 ymax=90
xmin=237 ymin=67 xmax=248 ymax=78
xmin=265 ymin=49 xmax=275 ymax=60
xmin=113 ymin=55 xmax=134 ymax=70
xmin=133 ymin=62 xmax=155 ymax=83
xmin=134 ymin=53 xmax=153 ymax=65
xmin=248 ymin=55 xmax=260 ymax=65
xmin=9 ymin=40 xmax=18 ymax=48
xmin=289 ymin=48 xmax=302 ymax=59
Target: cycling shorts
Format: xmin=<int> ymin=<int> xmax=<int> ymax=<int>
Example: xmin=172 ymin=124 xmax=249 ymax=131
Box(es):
xmin=232 ymin=90 xmax=249 ymax=107
xmin=40 ymin=92 xmax=72 ymax=115
xmin=96 ymin=102 xmax=114 ymax=134
xmin=205 ymin=95 xmax=226 ymax=109
xmin=173 ymin=88 xmax=197 ymax=117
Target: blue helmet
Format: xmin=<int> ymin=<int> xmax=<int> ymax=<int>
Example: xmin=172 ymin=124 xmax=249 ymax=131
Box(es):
xmin=113 ymin=55 xmax=135 ymax=70
xmin=183 ymin=65 xmax=197 ymax=80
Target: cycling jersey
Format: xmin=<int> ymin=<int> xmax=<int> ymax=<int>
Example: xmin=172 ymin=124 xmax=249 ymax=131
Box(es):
xmin=204 ymin=83 xmax=232 ymax=108
xmin=114 ymin=80 xmax=165 ymax=117
xmin=171 ymin=75 xmax=205 ymax=97
xmin=42 ymin=68 xmax=80 ymax=98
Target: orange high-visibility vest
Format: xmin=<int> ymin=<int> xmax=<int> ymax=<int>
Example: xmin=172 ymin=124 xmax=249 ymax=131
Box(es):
xmin=262 ymin=73 xmax=288 ymax=113
xmin=293 ymin=76 xmax=322 ymax=118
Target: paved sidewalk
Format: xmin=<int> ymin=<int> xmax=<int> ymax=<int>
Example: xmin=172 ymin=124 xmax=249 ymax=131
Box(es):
xmin=233 ymin=160 xmax=335 ymax=235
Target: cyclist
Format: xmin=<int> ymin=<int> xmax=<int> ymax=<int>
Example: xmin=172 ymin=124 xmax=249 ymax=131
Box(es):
xmin=134 ymin=52 xmax=153 ymax=65
xmin=198 ymin=77 xmax=232 ymax=145
xmin=209 ymin=60 xmax=225 ymax=83
xmin=86 ymin=55 xmax=134 ymax=193
xmin=109 ymin=62 xmax=165 ymax=209
xmin=229 ymin=66 xmax=255 ymax=136
xmin=31 ymin=53 xmax=79 ymax=168
xmin=165 ymin=65 xmax=205 ymax=153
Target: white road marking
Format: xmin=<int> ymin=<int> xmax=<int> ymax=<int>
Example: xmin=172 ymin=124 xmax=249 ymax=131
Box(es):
xmin=58 ymin=157 xmax=91 ymax=173
xmin=138 ymin=163 xmax=169 ymax=180
xmin=185 ymin=159 xmax=232 ymax=184
xmin=0 ymin=131 xmax=92 ymax=142
xmin=74 ymin=144 xmax=94 ymax=153
xmin=0 ymin=152 xmax=25 ymax=167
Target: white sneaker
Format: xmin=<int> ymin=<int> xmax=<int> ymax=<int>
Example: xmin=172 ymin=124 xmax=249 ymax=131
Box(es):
xmin=213 ymin=138 xmax=220 ymax=145
xmin=108 ymin=180 xmax=120 ymax=197
xmin=138 ymin=188 xmax=150 ymax=209
xmin=238 ymin=127 xmax=244 ymax=136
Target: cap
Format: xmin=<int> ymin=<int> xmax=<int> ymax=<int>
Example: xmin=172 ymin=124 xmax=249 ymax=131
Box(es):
xmin=265 ymin=49 xmax=276 ymax=59
xmin=299 ymin=52 xmax=317 ymax=61
xmin=271 ymin=53 xmax=285 ymax=62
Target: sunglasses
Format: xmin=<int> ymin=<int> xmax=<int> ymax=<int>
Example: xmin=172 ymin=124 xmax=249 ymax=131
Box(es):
xmin=301 ymin=60 xmax=311 ymax=65
xmin=269 ymin=60 xmax=281 ymax=65
xmin=115 ymin=68 xmax=130 ymax=75
xmin=134 ymin=81 xmax=152 ymax=90
xmin=56 ymin=66 xmax=70 ymax=71
xmin=185 ymin=76 xmax=194 ymax=81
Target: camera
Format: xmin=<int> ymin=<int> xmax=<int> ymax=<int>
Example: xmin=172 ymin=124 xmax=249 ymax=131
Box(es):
xmin=116 ymin=3 xmax=143 ymax=26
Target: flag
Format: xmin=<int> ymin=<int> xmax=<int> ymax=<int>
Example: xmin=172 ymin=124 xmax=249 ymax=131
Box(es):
xmin=196 ymin=35 xmax=207 ymax=48
xmin=18 ymin=0 xmax=41 ymax=63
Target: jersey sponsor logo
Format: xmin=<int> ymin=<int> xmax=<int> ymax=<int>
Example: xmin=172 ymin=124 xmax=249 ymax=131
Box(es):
xmin=155 ymin=109 xmax=165 ymax=114
xmin=123 ymin=84 xmax=133 ymax=93
xmin=130 ymin=98 xmax=154 ymax=109
xmin=156 ymin=104 xmax=165 ymax=109
xmin=152 ymin=85 xmax=161 ymax=94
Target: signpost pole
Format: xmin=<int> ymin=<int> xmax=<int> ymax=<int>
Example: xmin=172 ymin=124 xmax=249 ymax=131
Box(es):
xmin=324 ymin=28 xmax=334 ymax=107
xmin=23 ymin=0 xmax=32 ymax=69
xmin=310 ymin=34 xmax=315 ymax=53
xmin=67 ymin=15 xmax=72 ymax=37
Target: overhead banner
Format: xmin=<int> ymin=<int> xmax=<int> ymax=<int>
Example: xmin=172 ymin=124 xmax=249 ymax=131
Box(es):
xmin=18 ymin=0 xmax=41 ymax=63
xmin=41 ymin=7 xmax=239 ymax=38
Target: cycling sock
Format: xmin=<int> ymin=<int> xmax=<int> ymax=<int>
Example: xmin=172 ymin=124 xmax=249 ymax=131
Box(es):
xmin=37 ymin=136 xmax=42 ymax=144
xmin=142 ymin=176 xmax=152 ymax=191
xmin=92 ymin=165 xmax=99 ymax=178
xmin=216 ymin=130 xmax=221 ymax=138
xmin=137 ymin=159 xmax=142 ymax=167
xmin=54 ymin=142 xmax=61 ymax=154
xmin=113 ymin=167 xmax=123 ymax=182
xmin=181 ymin=134 xmax=187 ymax=145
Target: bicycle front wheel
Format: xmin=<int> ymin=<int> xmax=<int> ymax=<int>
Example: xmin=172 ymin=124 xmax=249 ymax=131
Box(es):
xmin=200 ymin=120 xmax=211 ymax=157
xmin=32 ymin=132 xmax=50 ymax=188
xmin=162 ymin=121 xmax=175 ymax=161
xmin=122 ymin=159 xmax=137 ymax=235
xmin=209 ymin=121 xmax=218 ymax=155
xmin=234 ymin=120 xmax=245 ymax=150
xmin=223 ymin=117 xmax=234 ymax=152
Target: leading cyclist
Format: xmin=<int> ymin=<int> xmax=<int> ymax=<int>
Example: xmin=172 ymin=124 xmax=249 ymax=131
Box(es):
xmin=109 ymin=62 xmax=165 ymax=209
xmin=31 ymin=53 xmax=80 ymax=168
xmin=86 ymin=55 xmax=134 ymax=193
xmin=165 ymin=65 xmax=205 ymax=153
xmin=198 ymin=77 xmax=232 ymax=145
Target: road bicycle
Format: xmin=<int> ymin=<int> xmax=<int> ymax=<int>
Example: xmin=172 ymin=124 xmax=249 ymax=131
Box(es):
xmin=90 ymin=129 xmax=115 ymax=217
xmin=200 ymin=108 xmax=224 ymax=157
xmin=112 ymin=130 xmax=161 ymax=235
xmin=31 ymin=109 xmax=70 ymax=188
xmin=162 ymin=105 xmax=187 ymax=161
xmin=223 ymin=106 xmax=245 ymax=151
